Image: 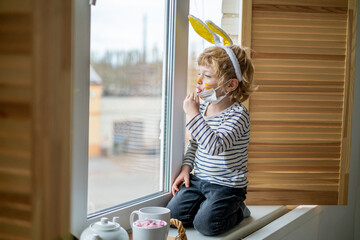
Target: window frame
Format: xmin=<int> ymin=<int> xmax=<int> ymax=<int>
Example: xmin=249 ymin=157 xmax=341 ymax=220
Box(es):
xmin=70 ymin=0 xmax=189 ymax=237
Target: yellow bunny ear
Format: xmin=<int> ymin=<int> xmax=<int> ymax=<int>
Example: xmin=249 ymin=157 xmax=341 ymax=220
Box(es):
xmin=206 ymin=20 xmax=233 ymax=46
xmin=188 ymin=15 xmax=220 ymax=44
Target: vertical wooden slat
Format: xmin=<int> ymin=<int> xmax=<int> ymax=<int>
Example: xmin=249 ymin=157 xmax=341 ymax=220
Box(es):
xmin=338 ymin=0 xmax=358 ymax=205
xmin=240 ymin=0 xmax=252 ymax=110
xmin=32 ymin=0 xmax=72 ymax=239
xmin=241 ymin=0 xmax=252 ymax=49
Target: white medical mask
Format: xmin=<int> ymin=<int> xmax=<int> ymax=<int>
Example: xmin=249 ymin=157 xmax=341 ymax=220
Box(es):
xmin=198 ymin=81 xmax=229 ymax=104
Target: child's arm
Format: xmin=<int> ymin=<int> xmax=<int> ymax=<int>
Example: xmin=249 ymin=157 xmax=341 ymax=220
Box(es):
xmin=183 ymin=136 xmax=197 ymax=168
xmin=172 ymin=133 xmax=198 ymax=195
xmin=182 ymin=92 xmax=200 ymax=168
xmin=171 ymin=165 xmax=192 ymax=196
xmin=170 ymin=93 xmax=200 ymax=196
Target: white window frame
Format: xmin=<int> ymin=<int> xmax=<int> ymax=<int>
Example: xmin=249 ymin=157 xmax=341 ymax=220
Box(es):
xmin=70 ymin=0 xmax=189 ymax=237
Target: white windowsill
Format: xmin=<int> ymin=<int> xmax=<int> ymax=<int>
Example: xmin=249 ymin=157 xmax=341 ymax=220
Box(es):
xmin=168 ymin=206 xmax=290 ymax=240
xmin=243 ymin=205 xmax=319 ymax=240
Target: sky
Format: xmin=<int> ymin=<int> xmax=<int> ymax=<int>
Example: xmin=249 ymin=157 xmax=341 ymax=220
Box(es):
xmin=90 ymin=0 xmax=223 ymax=57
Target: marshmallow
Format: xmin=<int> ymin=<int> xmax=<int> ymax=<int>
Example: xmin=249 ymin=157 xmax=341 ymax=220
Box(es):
xmin=133 ymin=218 xmax=166 ymax=229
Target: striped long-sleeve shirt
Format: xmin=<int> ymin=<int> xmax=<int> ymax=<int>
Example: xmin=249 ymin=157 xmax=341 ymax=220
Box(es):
xmin=183 ymin=102 xmax=250 ymax=188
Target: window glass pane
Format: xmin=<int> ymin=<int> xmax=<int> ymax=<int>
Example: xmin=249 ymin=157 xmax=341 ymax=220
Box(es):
xmin=89 ymin=0 xmax=166 ymax=215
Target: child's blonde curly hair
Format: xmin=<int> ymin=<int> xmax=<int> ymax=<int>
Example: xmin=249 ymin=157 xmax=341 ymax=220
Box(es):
xmin=197 ymin=45 xmax=256 ymax=103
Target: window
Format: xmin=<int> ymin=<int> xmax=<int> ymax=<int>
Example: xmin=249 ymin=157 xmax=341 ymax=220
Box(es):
xmin=88 ymin=0 xmax=167 ymax=215
xmin=71 ymin=0 xmax=189 ymax=237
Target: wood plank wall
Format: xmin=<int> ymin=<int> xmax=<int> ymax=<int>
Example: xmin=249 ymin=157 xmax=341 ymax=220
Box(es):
xmin=0 ymin=0 xmax=33 ymax=238
xmin=248 ymin=0 xmax=346 ymax=205
xmin=241 ymin=0 xmax=355 ymax=205
xmin=0 ymin=0 xmax=72 ymax=239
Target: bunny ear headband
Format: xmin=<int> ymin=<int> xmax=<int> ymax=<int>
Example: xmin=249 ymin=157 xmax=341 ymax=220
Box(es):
xmin=188 ymin=14 xmax=242 ymax=82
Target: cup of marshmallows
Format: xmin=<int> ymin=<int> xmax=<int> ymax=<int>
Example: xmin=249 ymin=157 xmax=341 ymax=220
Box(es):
xmin=132 ymin=218 xmax=168 ymax=240
xmin=130 ymin=207 xmax=170 ymax=240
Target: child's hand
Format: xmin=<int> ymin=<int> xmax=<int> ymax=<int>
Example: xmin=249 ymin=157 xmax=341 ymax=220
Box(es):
xmin=171 ymin=165 xmax=191 ymax=196
xmin=183 ymin=92 xmax=200 ymax=119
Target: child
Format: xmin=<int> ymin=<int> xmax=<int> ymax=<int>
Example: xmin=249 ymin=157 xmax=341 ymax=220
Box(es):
xmin=166 ymin=15 xmax=256 ymax=236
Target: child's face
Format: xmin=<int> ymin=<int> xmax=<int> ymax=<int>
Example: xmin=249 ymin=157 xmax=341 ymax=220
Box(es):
xmin=196 ymin=65 xmax=219 ymax=95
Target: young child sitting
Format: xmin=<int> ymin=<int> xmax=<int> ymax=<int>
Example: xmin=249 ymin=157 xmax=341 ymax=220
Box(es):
xmin=166 ymin=15 xmax=256 ymax=236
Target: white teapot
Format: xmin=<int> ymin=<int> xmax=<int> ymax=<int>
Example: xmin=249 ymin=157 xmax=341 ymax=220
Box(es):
xmin=80 ymin=217 xmax=129 ymax=240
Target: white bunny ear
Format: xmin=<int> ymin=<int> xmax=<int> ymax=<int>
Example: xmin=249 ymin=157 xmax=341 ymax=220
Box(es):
xmin=205 ymin=20 xmax=233 ymax=46
xmin=188 ymin=15 xmax=221 ymax=45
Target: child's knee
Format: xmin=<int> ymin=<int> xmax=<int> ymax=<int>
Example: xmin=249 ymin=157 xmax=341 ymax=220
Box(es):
xmin=193 ymin=210 xmax=223 ymax=236
xmin=166 ymin=195 xmax=195 ymax=227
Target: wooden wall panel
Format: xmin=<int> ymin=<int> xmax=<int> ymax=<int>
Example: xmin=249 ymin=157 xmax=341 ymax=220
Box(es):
xmin=0 ymin=0 xmax=72 ymax=239
xmin=31 ymin=0 xmax=72 ymax=238
xmin=0 ymin=0 xmax=32 ymax=239
xmin=242 ymin=0 xmax=355 ymax=205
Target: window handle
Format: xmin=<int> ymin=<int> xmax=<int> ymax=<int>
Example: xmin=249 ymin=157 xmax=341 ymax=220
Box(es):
xmin=89 ymin=0 xmax=96 ymax=6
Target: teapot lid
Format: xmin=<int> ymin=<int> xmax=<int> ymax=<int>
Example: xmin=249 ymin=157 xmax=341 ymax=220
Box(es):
xmin=91 ymin=217 xmax=120 ymax=231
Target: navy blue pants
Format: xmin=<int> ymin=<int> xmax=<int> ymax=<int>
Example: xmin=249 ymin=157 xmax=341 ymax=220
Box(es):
xmin=166 ymin=174 xmax=247 ymax=236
